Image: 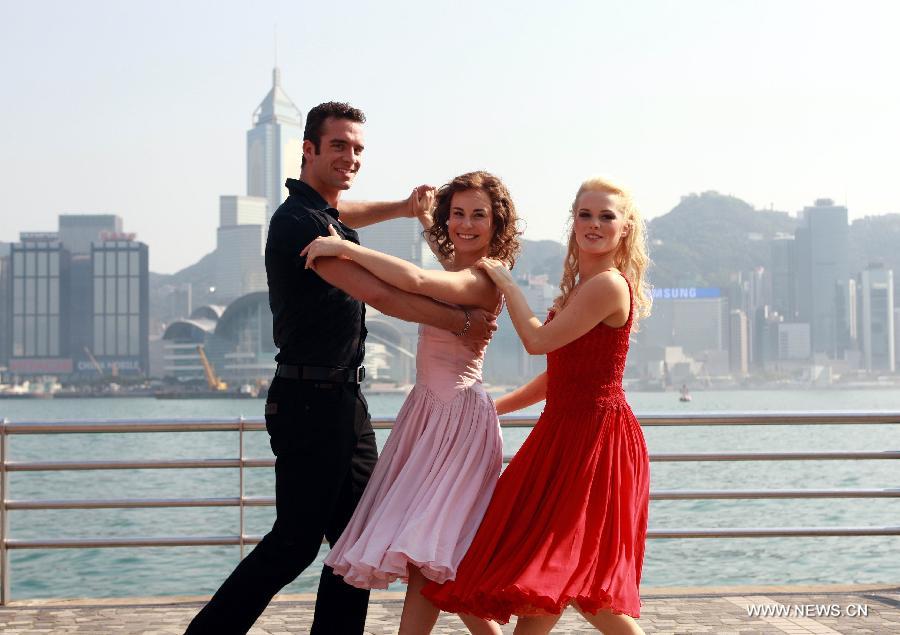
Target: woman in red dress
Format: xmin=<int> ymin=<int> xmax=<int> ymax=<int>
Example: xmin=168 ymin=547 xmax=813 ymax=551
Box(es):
xmin=423 ymin=176 xmax=652 ymax=634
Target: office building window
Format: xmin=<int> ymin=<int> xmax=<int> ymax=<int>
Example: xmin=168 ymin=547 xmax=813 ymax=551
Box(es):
xmin=49 ymin=278 xmax=59 ymax=313
xmin=92 ymin=244 xmax=145 ymax=359
xmin=94 ymin=316 xmax=104 ymax=356
xmin=129 ymin=315 xmax=139 ymax=355
xmin=37 ymin=277 xmax=47 ymax=313
xmin=49 ymin=316 xmax=59 ymax=356
xmin=129 ymin=276 xmax=139 ymax=313
xmin=13 ymin=316 xmax=24 ymax=356
xmin=105 ymin=315 xmax=115 ymax=355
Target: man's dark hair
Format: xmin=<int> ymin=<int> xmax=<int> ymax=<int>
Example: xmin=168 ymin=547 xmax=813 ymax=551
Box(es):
xmin=302 ymin=101 xmax=366 ymax=167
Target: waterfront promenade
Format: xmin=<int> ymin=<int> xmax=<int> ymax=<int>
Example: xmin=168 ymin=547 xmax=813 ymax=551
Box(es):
xmin=1 ymin=585 xmax=898 ymax=634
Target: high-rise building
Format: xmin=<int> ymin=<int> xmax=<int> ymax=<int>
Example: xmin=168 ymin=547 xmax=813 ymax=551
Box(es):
xmin=729 ymin=309 xmax=749 ymax=375
xmin=219 ymin=195 xmax=267 ymax=227
xmin=357 ymin=217 xmax=424 ymax=266
xmin=770 ymin=236 xmax=795 ymax=318
xmin=8 ymin=233 xmax=71 ymax=374
xmin=0 ymin=242 xmax=10 ymax=370
xmin=777 ymin=322 xmax=811 ymax=360
xmin=215 ymin=196 xmax=268 ymax=302
xmin=89 ymin=238 xmax=149 ymax=375
xmin=792 ymin=199 xmax=849 ymax=357
xmin=164 ymin=283 xmax=193 ymax=319
xmin=5 ymin=218 xmax=149 ymax=379
xmin=860 ymin=265 xmax=895 ymax=372
xmin=641 ymin=287 xmax=728 ymax=355
xmin=753 ymin=306 xmax=783 ymax=368
xmin=895 ymin=307 xmax=900 ymax=370
xmin=58 ymin=215 xmax=122 ymax=254
xmin=246 ymin=68 xmax=304 ymax=223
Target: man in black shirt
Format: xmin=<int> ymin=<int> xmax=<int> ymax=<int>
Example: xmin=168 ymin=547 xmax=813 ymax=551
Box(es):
xmin=185 ymin=102 xmax=494 ymax=634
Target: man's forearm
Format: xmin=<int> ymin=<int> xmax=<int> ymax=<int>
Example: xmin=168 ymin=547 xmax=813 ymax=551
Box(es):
xmin=370 ymin=288 xmax=464 ymax=333
xmin=312 ymin=257 xmax=463 ymax=332
xmin=338 ymin=200 xmax=409 ymax=229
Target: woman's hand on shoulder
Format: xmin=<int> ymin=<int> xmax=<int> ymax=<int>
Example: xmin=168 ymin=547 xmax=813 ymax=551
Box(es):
xmin=476 ymin=257 xmax=515 ymax=293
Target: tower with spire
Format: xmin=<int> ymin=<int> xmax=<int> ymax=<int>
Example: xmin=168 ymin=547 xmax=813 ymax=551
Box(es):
xmin=246 ymin=67 xmax=304 ymax=223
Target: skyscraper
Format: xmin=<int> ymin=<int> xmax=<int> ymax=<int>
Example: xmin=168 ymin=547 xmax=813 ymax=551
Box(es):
xmin=215 ymin=196 xmax=268 ymax=302
xmin=792 ymin=199 xmax=849 ymax=357
xmin=5 ymin=217 xmax=149 ymax=378
xmin=0 ymin=242 xmax=10 ymax=370
xmin=860 ymin=264 xmax=895 ymax=372
xmin=90 ymin=237 xmax=149 ymax=375
xmin=59 ymin=215 xmax=123 ymax=255
xmin=357 ymin=218 xmax=424 ymax=266
xmin=770 ymin=236 xmax=795 ymax=318
xmin=246 ymin=68 xmax=304 ymax=223
xmin=729 ymin=309 xmax=749 ymax=375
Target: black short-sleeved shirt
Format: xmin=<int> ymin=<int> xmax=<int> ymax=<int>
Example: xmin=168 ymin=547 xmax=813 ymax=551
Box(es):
xmin=265 ymin=178 xmax=366 ymax=367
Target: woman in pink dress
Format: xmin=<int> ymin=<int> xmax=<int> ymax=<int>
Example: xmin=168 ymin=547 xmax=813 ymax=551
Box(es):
xmin=424 ymin=176 xmax=653 ymax=634
xmin=302 ymin=171 xmax=521 ymax=634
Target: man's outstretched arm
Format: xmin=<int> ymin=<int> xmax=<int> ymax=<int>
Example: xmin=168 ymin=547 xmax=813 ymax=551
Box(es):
xmin=337 ymin=185 xmax=432 ymax=229
xmin=313 ymin=257 xmax=495 ymax=349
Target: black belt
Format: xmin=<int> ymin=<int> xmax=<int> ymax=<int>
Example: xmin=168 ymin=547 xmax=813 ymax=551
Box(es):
xmin=275 ymin=364 xmax=366 ymax=383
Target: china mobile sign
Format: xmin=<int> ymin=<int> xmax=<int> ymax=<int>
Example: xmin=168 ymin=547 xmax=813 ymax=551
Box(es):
xmin=652 ymin=287 xmax=721 ymax=300
xmin=76 ymin=358 xmax=143 ymax=373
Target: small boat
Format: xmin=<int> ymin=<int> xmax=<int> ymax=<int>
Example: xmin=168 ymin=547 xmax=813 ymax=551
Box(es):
xmin=679 ymin=385 xmax=692 ymax=402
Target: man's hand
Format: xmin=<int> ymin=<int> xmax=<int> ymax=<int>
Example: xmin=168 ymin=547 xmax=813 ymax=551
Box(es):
xmin=459 ymin=307 xmax=498 ymax=352
xmin=406 ymin=185 xmax=436 ymax=221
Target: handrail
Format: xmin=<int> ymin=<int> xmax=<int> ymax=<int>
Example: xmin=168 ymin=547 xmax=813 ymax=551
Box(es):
xmin=3 ymin=450 xmax=898 ymax=473
xmin=0 ymin=411 xmax=898 ymax=605
xmin=5 ymin=525 xmax=900 ymax=551
xmin=2 ymin=410 xmax=900 ymax=433
xmin=6 ymin=487 xmax=899 ymax=511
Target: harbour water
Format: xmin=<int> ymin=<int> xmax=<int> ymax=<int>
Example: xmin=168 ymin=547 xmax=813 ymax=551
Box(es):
xmin=1 ymin=389 xmax=898 ymax=600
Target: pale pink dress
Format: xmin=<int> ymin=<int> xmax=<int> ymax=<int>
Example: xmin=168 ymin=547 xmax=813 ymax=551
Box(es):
xmin=324 ymin=321 xmax=503 ymax=589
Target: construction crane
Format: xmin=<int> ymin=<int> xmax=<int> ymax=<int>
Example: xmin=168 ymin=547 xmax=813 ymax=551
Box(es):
xmin=196 ymin=345 xmax=228 ymax=391
xmin=83 ymin=347 xmax=104 ymax=375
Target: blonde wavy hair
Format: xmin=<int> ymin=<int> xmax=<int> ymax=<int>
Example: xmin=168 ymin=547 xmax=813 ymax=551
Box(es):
xmin=554 ymin=176 xmax=652 ymax=328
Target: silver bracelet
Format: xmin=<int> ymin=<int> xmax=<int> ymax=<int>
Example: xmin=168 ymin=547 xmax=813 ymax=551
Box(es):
xmin=454 ymin=309 xmax=471 ymax=337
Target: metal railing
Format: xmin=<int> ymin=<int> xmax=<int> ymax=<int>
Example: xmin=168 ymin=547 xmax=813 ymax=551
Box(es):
xmin=1 ymin=411 xmax=899 ymax=604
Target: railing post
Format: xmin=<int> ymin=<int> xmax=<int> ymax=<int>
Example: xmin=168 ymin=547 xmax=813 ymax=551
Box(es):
xmin=238 ymin=415 xmax=245 ymax=559
xmin=1 ymin=417 xmax=10 ymax=605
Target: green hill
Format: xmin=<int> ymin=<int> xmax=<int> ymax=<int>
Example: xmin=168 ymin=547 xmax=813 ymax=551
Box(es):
xmin=849 ymin=213 xmax=900 ymax=278
xmin=647 ymin=191 xmax=798 ymax=287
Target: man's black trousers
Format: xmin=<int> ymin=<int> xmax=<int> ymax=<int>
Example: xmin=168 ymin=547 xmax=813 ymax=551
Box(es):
xmin=185 ymin=376 xmax=378 ymax=634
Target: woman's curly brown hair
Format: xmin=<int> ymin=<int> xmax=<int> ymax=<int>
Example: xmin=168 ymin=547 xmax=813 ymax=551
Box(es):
xmin=424 ymin=171 xmax=522 ymax=268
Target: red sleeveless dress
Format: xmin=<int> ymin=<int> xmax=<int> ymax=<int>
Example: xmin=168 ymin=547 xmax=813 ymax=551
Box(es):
xmin=423 ymin=274 xmax=649 ymax=622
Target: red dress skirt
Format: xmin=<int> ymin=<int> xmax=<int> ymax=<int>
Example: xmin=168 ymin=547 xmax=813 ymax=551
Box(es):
xmin=423 ymin=277 xmax=649 ymax=623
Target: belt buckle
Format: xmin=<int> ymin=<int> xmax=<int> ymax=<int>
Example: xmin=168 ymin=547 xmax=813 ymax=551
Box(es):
xmin=356 ymin=366 xmax=366 ymax=383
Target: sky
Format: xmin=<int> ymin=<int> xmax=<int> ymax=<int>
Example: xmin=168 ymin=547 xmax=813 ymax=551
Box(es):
xmin=1 ymin=0 xmax=899 ymax=274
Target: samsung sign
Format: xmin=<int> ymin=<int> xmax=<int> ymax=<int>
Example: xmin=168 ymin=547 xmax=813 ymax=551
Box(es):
xmin=652 ymin=287 xmax=721 ymax=300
